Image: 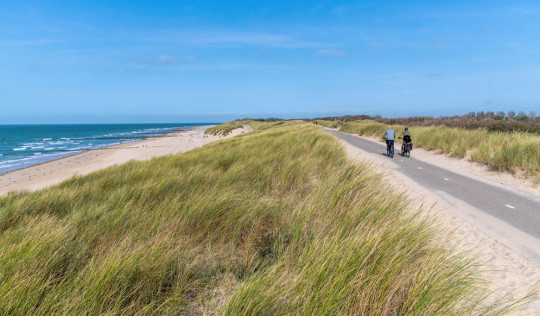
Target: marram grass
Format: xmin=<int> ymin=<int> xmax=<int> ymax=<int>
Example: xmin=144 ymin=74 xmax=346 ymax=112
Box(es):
xmin=204 ymin=120 xmax=244 ymax=136
xmin=0 ymin=121 xmax=522 ymax=314
xmin=338 ymin=120 xmax=540 ymax=178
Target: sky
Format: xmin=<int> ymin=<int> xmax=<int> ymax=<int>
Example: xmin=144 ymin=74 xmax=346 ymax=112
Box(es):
xmin=1 ymin=0 xmax=539 ymax=123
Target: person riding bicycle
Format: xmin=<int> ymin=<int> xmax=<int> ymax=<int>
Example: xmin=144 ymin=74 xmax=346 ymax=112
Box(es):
xmin=382 ymin=125 xmax=395 ymax=156
xmin=399 ymin=127 xmax=412 ymax=152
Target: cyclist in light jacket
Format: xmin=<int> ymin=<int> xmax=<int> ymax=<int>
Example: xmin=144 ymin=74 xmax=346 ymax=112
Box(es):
xmin=382 ymin=125 xmax=395 ymax=152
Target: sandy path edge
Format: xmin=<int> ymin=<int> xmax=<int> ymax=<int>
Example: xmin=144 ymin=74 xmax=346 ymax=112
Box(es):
xmin=325 ymin=128 xmax=540 ymax=314
xmin=0 ymin=126 xmax=248 ymax=196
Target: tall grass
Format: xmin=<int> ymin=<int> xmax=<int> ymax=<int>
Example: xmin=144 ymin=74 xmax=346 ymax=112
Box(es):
xmin=204 ymin=120 xmax=244 ymax=135
xmin=339 ymin=120 xmax=540 ymax=176
xmin=0 ymin=121 xmax=520 ymax=314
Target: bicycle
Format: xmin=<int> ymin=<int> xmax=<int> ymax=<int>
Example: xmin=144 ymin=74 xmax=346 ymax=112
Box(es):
xmin=398 ymin=136 xmax=412 ymax=158
xmin=383 ymin=138 xmax=394 ymax=158
xmin=401 ymin=142 xmax=411 ymax=158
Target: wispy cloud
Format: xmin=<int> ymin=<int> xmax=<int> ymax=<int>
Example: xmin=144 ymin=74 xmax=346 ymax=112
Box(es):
xmin=501 ymin=5 xmax=537 ymax=14
xmin=368 ymin=42 xmax=384 ymax=52
xmin=131 ymin=59 xmax=291 ymax=71
xmin=0 ymin=39 xmax=62 ymax=47
xmin=379 ymin=72 xmax=410 ymax=78
xmin=316 ymin=48 xmax=346 ymax=57
xmin=195 ymin=32 xmax=320 ymax=48
xmin=158 ymin=55 xmax=178 ymax=64
xmin=145 ymin=30 xmax=324 ymax=49
xmin=506 ymin=42 xmax=540 ymax=54
xmin=133 ymin=55 xmax=199 ymax=66
xmin=331 ymin=6 xmax=347 ymax=15
xmin=428 ymin=71 xmax=442 ymax=77
xmin=429 ymin=37 xmax=454 ymax=48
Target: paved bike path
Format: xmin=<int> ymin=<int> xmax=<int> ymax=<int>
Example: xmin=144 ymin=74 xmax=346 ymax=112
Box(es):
xmin=326 ymin=129 xmax=540 ymax=243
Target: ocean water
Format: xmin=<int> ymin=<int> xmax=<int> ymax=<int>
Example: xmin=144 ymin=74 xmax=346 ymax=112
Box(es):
xmin=0 ymin=123 xmax=213 ymax=174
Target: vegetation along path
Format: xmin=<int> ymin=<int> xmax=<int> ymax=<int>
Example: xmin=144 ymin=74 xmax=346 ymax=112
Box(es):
xmin=326 ymin=129 xmax=540 ymax=262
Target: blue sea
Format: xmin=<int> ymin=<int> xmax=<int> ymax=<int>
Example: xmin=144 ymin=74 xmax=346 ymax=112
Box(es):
xmin=0 ymin=123 xmax=214 ymax=174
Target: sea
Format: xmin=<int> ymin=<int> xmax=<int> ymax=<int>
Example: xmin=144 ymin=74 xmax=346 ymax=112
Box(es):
xmin=0 ymin=123 xmax=215 ymax=174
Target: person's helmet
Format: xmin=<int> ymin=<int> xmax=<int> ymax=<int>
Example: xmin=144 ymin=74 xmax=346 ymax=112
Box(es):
xmin=405 ymin=127 xmax=408 ymax=131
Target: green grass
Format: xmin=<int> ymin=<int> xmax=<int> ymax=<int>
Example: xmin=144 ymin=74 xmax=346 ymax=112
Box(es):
xmin=0 ymin=121 xmax=524 ymax=314
xmin=339 ymin=120 xmax=540 ymax=178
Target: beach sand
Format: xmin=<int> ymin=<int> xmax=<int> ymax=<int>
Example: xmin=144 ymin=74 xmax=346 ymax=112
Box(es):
xmin=0 ymin=126 xmax=247 ymax=196
xmin=332 ymin=130 xmax=540 ymax=314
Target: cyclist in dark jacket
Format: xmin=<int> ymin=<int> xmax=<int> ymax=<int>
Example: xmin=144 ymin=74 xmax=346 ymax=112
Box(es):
xmin=399 ymin=127 xmax=412 ymax=152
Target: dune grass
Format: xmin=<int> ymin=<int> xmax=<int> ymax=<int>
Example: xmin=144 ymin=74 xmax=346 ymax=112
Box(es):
xmin=313 ymin=119 xmax=339 ymax=128
xmin=0 ymin=121 xmax=521 ymax=314
xmin=204 ymin=120 xmax=244 ymax=136
xmin=338 ymin=120 xmax=540 ymax=178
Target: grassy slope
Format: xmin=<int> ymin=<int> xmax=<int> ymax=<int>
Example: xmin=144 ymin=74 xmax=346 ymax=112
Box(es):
xmin=204 ymin=121 xmax=244 ymax=136
xmin=0 ymin=121 xmax=517 ymax=314
xmin=338 ymin=120 xmax=540 ymax=178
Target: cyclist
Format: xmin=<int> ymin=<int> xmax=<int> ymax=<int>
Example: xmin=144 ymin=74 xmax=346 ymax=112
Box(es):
xmin=399 ymin=127 xmax=412 ymax=152
xmin=382 ymin=125 xmax=395 ymax=157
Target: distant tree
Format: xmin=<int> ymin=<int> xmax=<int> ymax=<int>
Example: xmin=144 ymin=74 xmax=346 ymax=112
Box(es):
xmin=517 ymin=111 xmax=528 ymax=121
xmin=529 ymin=111 xmax=536 ymax=120
xmin=468 ymin=112 xmax=475 ymax=118
xmin=495 ymin=111 xmax=505 ymax=119
xmin=486 ymin=111 xmax=495 ymax=118
xmin=476 ymin=111 xmax=485 ymax=119
xmin=507 ymin=111 xmax=516 ymax=119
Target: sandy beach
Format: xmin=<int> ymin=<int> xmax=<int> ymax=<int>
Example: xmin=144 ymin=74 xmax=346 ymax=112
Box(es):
xmin=0 ymin=126 xmax=246 ymax=196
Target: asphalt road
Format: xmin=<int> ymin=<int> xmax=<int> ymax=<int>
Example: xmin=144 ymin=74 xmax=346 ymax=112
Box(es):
xmin=326 ymin=129 xmax=540 ymax=240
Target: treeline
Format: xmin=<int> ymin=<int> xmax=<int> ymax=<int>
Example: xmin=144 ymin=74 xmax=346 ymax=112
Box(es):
xmin=315 ymin=111 xmax=540 ymax=133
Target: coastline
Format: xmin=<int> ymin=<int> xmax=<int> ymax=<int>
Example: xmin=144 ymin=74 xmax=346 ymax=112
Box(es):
xmin=0 ymin=124 xmax=209 ymax=175
xmin=0 ymin=125 xmax=246 ymax=196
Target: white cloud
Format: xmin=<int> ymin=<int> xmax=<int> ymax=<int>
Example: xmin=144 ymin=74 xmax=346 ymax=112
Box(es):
xmin=184 ymin=55 xmax=197 ymax=62
xmin=316 ymin=48 xmax=346 ymax=57
xmin=158 ymin=55 xmax=178 ymax=64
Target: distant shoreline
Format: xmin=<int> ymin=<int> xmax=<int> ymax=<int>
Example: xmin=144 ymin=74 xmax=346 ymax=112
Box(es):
xmin=0 ymin=125 xmax=251 ymax=196
xmin=0 ymin=124 xmax=215 ymax=175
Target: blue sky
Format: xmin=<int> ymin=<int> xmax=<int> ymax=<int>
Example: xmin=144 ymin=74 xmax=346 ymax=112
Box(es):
xmin=1 ymin=1 xmax=539 ymax=123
